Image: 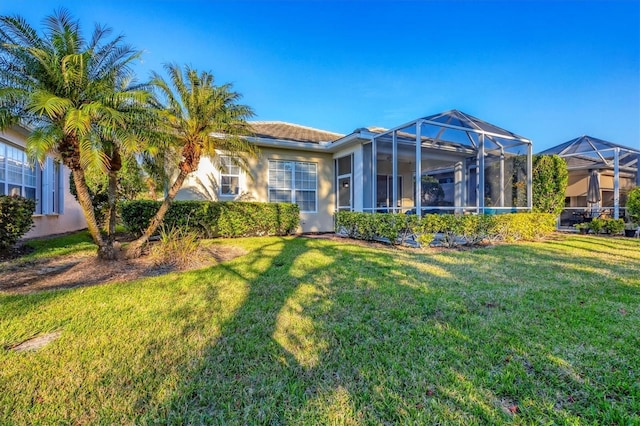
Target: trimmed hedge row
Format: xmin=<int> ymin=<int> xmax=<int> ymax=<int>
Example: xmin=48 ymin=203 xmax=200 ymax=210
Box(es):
xmin=335 ymin=211 xmax=557 ymax=247
xmin=121 ymin=200 xmax=300 ymax=238
xmin=0 ymin=195 xmax=36 ymax=249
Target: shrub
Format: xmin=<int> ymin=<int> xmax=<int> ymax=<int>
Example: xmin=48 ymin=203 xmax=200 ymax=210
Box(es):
xmin=461 ymin=214 xmax=496 ymax=245
xmin=335 ymin=211 xmax=418 ymax=245
xmin=416 ymin=214 xmax=443 ymax=246
xmin=491 ymin=212 xmax=557 ymax=242
xmin=532 ymin=155 xmax=568 ymax=216
xmin=574 ymin=222 xmax=590 ymax=233
xmin=602 ymin=218 xmax=625 ymax=235
xmin=335 ymin=211 xmax=556 ymax=247
xmin=437 ymin=214 xmax=465 ymax=248
xmin=0 ymin=195 xmax=36 ymax=249
xmin=626 ymin=187 xmax=640 ymax=223
xmin=121 ymin=200 xmax=300 ymax=238
xmin=588 ymin=218 xmax=604 ymax=234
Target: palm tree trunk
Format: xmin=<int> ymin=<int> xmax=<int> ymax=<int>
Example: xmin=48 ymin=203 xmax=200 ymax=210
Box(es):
xmin=105 ymin=149 xmax=122 ymax=241
xmin=124 ymin=169 xmax=189 ymax=258
xmin=71 ymin=168 xmax=117 ymax=260
xmin=106 ymin=169 xmax=118 ymax=240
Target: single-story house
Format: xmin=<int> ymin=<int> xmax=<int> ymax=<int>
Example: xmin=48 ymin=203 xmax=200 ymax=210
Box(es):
xmin=540 ymin=135 xmax=639 ymax=225
xmin=177 ymin=109 xmax=534 ymax=233
xmin=0 ymin=126 xmax=87 ymax=238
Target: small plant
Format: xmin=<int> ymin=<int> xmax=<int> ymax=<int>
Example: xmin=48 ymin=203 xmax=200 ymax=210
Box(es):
xmin=624 ymin=222 xmax=639 ymax=237
xmin=603 ymin=218 xmax=625 ymax=235
xmin=149 ymin=225 xmax=202 ymax=268
xmin=0 ymin=195 xmax=36 ymax=250
xmin=574 ymin=222 xmax=590 ymax=234
xmin=588 ymin=218 xmax=604 ymax=234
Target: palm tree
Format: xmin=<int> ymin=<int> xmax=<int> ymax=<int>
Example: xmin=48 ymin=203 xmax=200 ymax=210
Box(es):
xmin=91 ymin=76 xmax=160 ymax=245
xmin=124 ymin=64 xmax=258 ymax=258
xmin=0 ymin=10 xmax=149 ymax=259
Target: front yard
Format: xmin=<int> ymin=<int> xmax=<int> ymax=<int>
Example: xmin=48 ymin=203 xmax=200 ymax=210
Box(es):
xmin=1 ymin=233 xmax=638 ymax=424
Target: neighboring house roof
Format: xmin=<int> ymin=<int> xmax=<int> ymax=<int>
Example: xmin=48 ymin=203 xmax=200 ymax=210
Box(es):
xmin=540 ymin=135 xmax=640 ymax=156
xmin=540 ymin=135 xmax=639 ymax=171
xmin=364 ymin=126 xmax=388 ymax=134
xmin=249 ymin=121 xmax=344 ymax=144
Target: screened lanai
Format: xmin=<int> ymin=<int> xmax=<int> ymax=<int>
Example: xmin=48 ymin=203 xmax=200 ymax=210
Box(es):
xmin=540 ymin=135 xmax=639 ymax=224
xmin=359 ymin=110 xmax=532 ymax=215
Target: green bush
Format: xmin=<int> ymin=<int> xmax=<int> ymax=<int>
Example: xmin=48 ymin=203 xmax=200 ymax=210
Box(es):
xmin=602 ymin=218 xmax=625 ymax=235
xmin=588 ymin=218 xmax=604 ymax=234
xmin=121 ymin=200 xmax=300 ymax=238
xmin=532 ymin=154 xmax=568 ymax=216
xmin=334 ymin=211 xmax=418 ymax=245
xmin=335 ymin=211 xmax=556 ymax=247
xmin=0 ymin=195 xmax=36 ymax=249
xmin=417 ymin=214 xmax=444 ymax=246
xmin=574 ymin=222 xmax=590 ymax=233
xmin=436 ymin=214 xmax=466 ymax=248
xmin=491 ymin=212 xmax=557 ymax=242
xmin=626 ymin=187 xmax=640 ymax=223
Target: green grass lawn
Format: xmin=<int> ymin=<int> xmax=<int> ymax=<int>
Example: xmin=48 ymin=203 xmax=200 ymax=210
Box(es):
xmin=1 ymin=234 xmax=639 ymax=424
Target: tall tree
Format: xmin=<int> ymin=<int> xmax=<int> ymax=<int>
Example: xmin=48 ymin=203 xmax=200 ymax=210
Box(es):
xmin=532 ymin=154 xmax=568 ymax=215
xmin=0 ymin=10 xmax=149 ymax=259
xmin=124 ymin=64 xmax=258 ymax=258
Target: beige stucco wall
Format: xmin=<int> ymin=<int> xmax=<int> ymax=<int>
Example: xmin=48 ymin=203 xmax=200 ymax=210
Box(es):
xmin=176 ymin=147 xmax=336 ymax=233
xmin=26 ymin=166 xmax=88 ymax=238
xmin=1 ymin=128 xmax=87 ymax=239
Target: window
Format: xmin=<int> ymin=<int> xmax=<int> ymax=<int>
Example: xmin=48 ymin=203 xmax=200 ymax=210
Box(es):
xmin=268 ymin=160 xmax=317 ymax=212
xmin=219 ymin=156 xmax=240 ymax=196
xmin=39 ymin=157 xmax=63 ymax=214
xmin=0 ymin=141 xmax=63 ymax=214
xmin=0 ymin=141 xmax=36 ymax=200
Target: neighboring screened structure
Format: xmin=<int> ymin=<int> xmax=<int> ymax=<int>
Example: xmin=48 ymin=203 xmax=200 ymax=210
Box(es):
xmin=363 ymin=110 xmax=532 ymax=215
xmin=540 ymin=135 xmax=639 ymax=223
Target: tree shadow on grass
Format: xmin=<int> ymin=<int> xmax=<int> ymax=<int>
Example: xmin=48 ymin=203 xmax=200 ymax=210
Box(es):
xmin=136 ymin=239 xmax=514 ymax=423
xmin=135 ymin=235 xmax=640 ymax=424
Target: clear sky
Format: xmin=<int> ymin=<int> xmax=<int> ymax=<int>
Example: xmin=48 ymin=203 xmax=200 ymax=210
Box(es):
xmin=2 ymin=0 xmax=639 ymax=152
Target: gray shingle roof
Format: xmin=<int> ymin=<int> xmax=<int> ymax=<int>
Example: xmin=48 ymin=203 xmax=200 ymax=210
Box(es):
xmin=249 ymin=121 xmax=344 ymax=144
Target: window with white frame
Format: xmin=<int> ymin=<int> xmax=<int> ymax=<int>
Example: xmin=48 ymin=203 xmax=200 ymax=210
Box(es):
xmin=219 ymin=155 xmax=240 ymax=196
xmin=268 ymin=160 xmax=317 ymax=212
xmin=0 ymin=141 xmax=63 ymax=214
xmin=0 ymin=141 xmax=36 ymax=200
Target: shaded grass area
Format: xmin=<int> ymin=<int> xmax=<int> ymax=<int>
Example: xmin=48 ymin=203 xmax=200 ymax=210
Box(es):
xmin=21 ymin=231 xmax=96 ymax=260
xmin=1 ymin=234 xmax=639 ymax=424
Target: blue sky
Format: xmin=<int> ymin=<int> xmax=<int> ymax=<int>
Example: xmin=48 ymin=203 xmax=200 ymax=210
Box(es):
xmin=3 ymin=0 xmax=639 ymax=151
